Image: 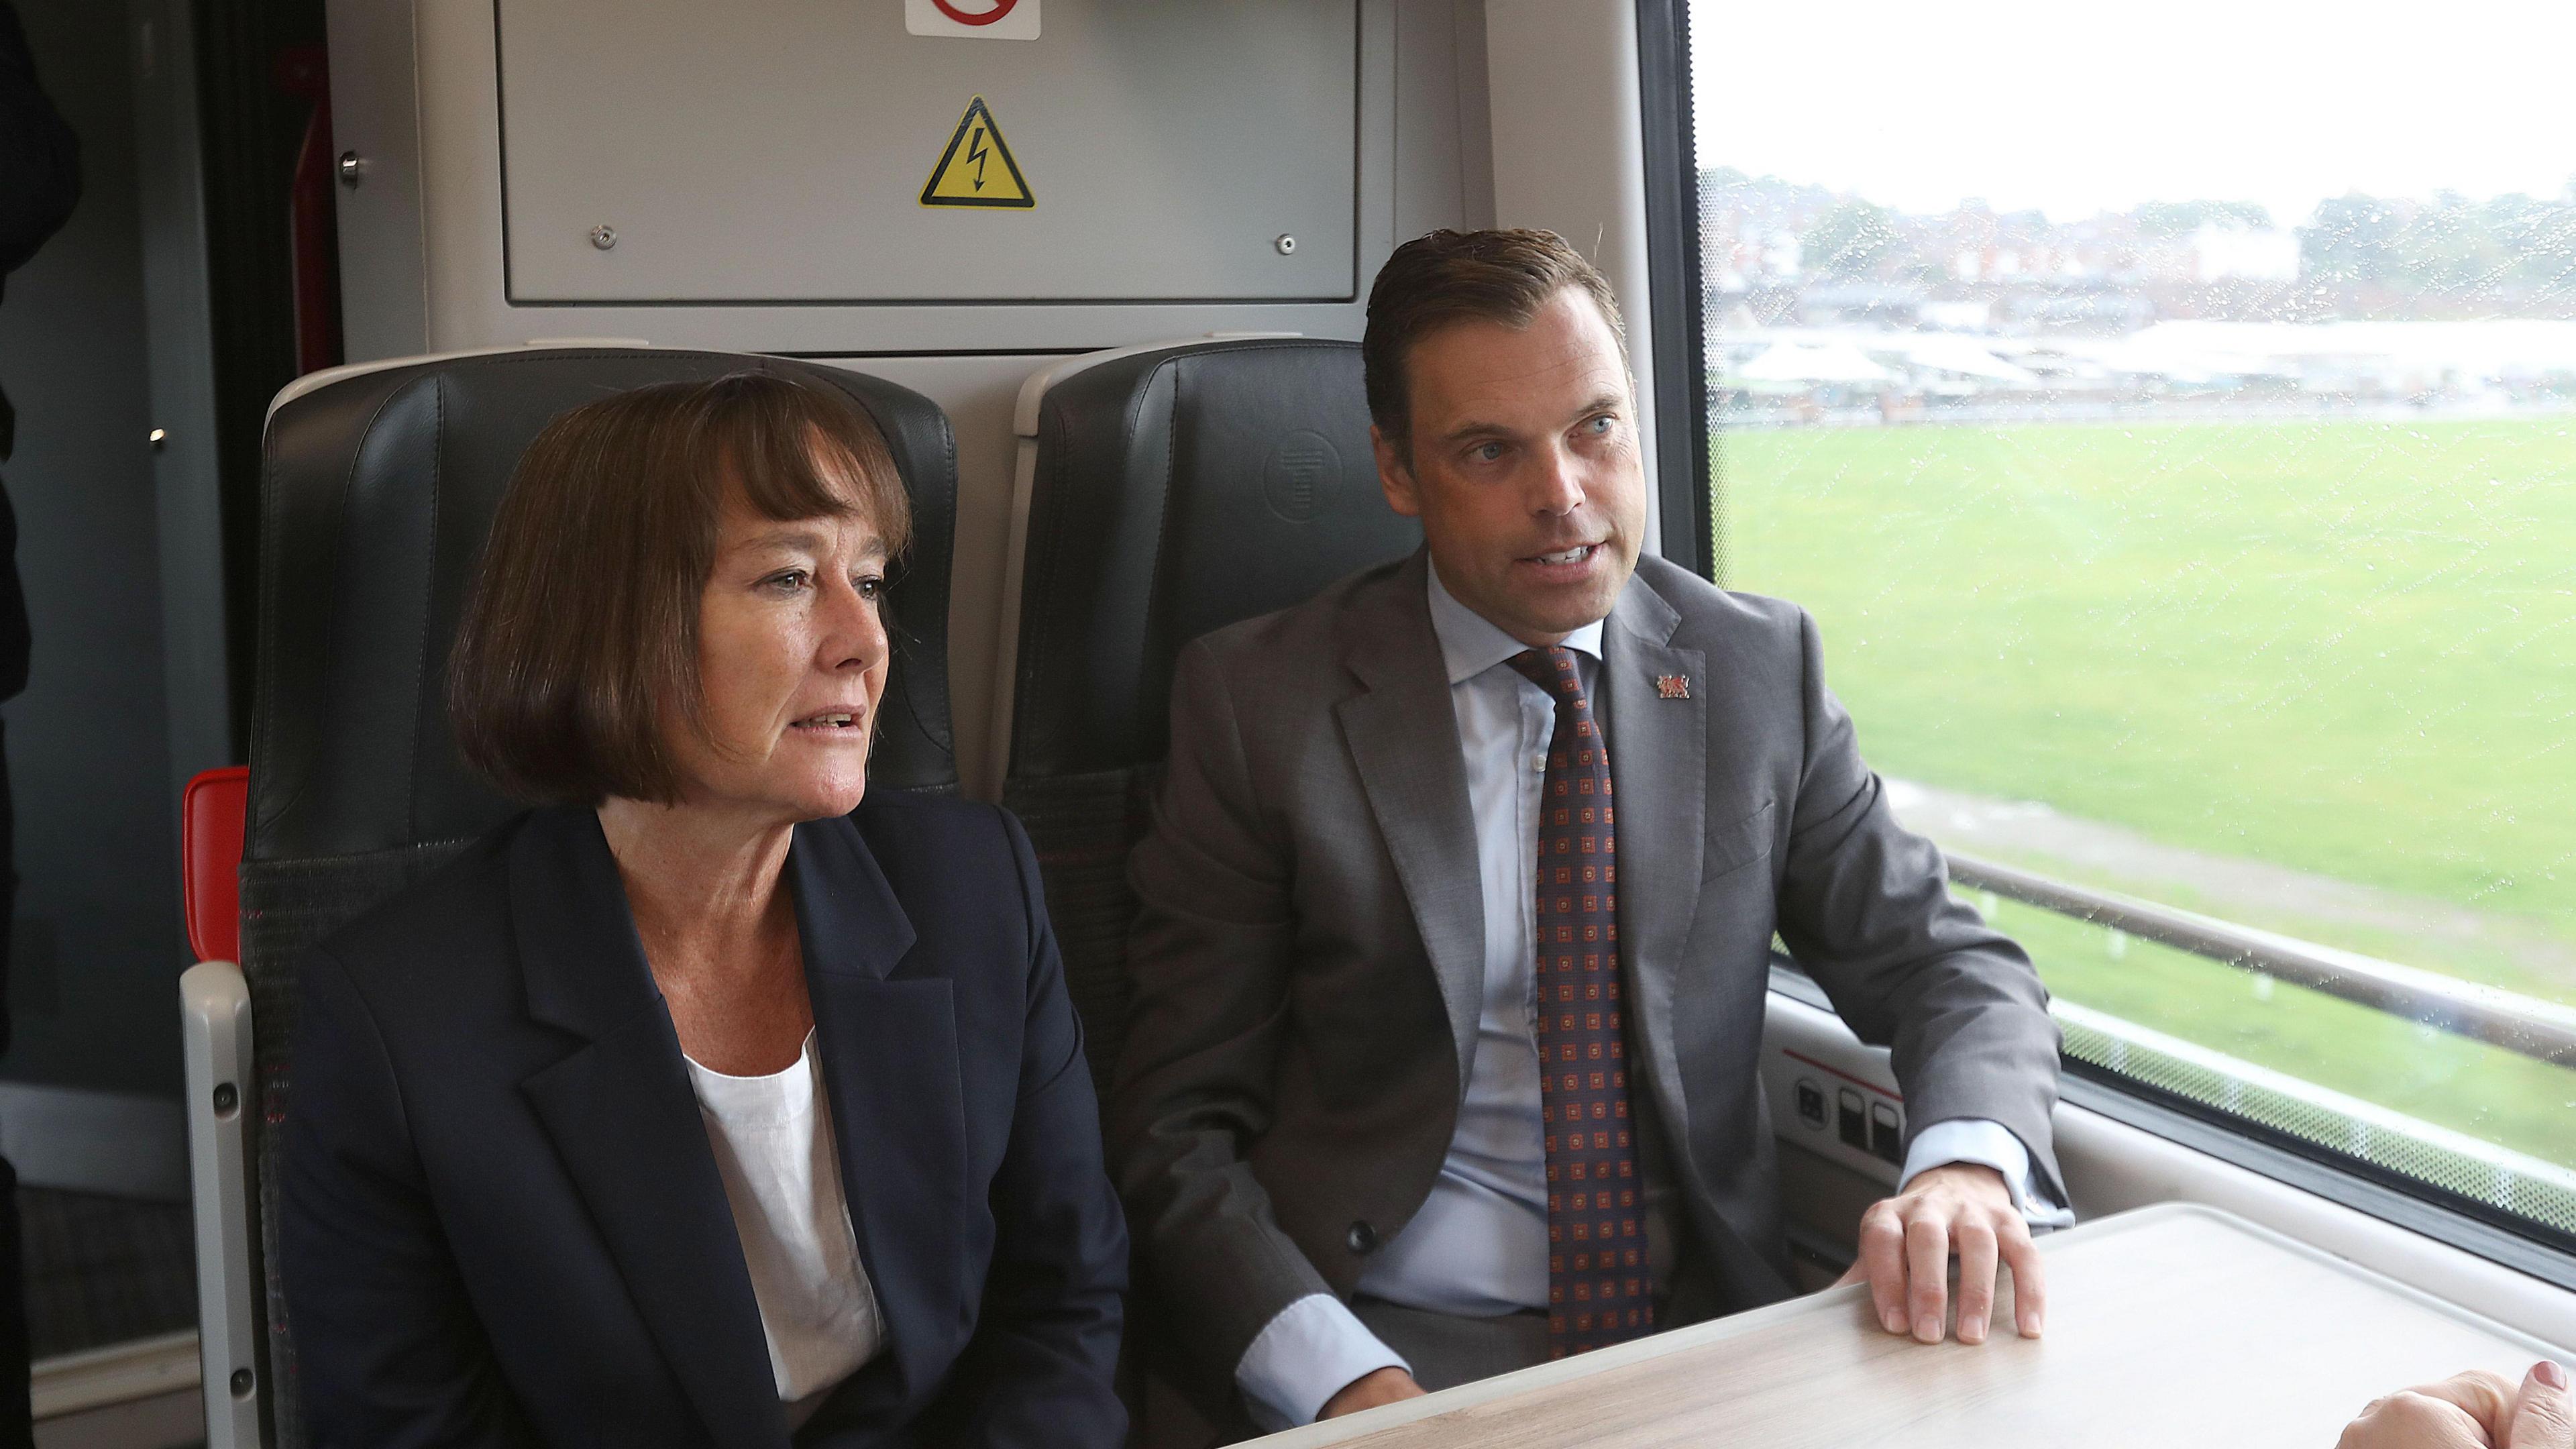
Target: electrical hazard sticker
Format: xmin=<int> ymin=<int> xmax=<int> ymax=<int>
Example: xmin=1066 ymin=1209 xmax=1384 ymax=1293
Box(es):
xmin=920 ymin=95 xmax=1034 ymax=209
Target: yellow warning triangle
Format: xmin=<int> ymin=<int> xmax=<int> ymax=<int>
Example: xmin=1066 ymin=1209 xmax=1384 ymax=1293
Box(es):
xmin=920 ymin=95 xmax=1034 ymax=209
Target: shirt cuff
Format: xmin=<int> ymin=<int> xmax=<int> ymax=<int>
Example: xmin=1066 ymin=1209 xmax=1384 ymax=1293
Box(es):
xmin=1900 ymin=1118 xmax=2076 ymax=1230
xmin=1234 ymin=1293 xmax=1411 ymax=1432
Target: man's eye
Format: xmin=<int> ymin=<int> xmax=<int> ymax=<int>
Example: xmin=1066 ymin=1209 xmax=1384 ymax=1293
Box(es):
xmin=1472 ymin=441 xmax=1507 ymax=463
xmin=1585 ymin=414 xmax=1616 ymax=435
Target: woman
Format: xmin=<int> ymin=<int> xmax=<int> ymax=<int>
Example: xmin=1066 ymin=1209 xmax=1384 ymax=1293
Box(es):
xmin=2339 ymin=1361 xmax=2569 ymax=1448
xmin=280 ymin=374 xmax=1127 ymax=1448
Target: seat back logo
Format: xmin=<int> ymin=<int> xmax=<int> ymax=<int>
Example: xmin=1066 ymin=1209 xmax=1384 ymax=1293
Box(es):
xmin=1265 ymin=431 xmax=1340 ymax=523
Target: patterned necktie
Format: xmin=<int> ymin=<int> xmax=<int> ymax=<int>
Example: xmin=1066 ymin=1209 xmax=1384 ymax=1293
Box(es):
xmin=1505 ymin=646 xmax=1653 ymax=1358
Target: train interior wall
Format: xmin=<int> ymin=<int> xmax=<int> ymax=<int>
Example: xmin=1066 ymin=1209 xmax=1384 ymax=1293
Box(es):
xmin=0 ymin=0 xmax=191 ymax=1139
xmin=0 ymin=0 xmax=1519 ymax=1379
xmin=327 ymin=0 xmax=1521 ymax=795
xmin=0 ymin=0 xmax=233 ymax=1403
xmin=0 ymin=4 xmax=2573 ymax=1443
xmin=0 ymin=0 xmax=1521 ymax=1192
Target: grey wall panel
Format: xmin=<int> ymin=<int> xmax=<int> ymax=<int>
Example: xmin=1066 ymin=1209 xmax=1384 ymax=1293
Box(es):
xmin=1393 ymin=0 xmax=1489 ymax=245
xmin=352 ymin=0 xmax=1440 ymax=359
xmin=130 ymin=0 xmax=231 ymax=808
xmin=0 ymin=1083 xmax=185 ymax=1200
xmin=325 ymin=0 xmax=1501 ymax=802
xmin=327 ymin=0 xmax=431 ymax=362
xmin=496 ymin=0 xmax=1358 ymax=304
xmin=1448 ymin=0 xmax=1493 ymax=233
xmin=0 ymin=0 xmax=190 ymax=1099
xmin=328 ymin=0 xmax=1505 ymax=353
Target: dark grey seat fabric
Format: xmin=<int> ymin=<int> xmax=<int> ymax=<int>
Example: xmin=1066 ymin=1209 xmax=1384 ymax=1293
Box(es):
xmin=999 ymin=336 xmax=1419 ymax=1106
xmin=241 ymin=347 xmax=959 ymax=1448
xmin=1002 ymin=337 xmax=1420 ymax=1446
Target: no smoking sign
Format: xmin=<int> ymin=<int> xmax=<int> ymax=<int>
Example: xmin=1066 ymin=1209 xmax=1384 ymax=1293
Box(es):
xmin=904 ymin=0 xmax=1039 ymax=40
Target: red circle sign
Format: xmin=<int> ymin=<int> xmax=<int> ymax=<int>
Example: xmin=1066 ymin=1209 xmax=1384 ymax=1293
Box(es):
xmin=931 ymin=0 xmax=1017 ymax=23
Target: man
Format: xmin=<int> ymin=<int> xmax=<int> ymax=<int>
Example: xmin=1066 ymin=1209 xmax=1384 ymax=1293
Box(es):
xmin=1109 ymin=229 xmax=2068 ymax=1439
xmin=0 ymin=5 xmax=77 ymax=1444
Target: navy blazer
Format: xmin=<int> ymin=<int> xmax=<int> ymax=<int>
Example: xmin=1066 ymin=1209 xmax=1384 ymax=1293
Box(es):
xmin=281 ymin=793 xmax=1128 ymax=1448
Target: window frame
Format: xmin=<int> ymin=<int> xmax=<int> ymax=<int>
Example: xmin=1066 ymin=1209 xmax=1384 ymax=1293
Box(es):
xmin=1644 ymin=6 xmax=2576 ymax=1270
xmin=2058 ymin=1063 xmax=2576 ymax=1288
xmin=1767 ymin=959 xmax=2576 ymax=1288
xmin=1635 ymin=0 xmax=1715 ymax=582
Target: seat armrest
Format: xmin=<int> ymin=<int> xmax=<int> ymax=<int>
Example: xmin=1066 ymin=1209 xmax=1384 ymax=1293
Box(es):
xmin=182 ymin=960 xmax=263 ymax=1449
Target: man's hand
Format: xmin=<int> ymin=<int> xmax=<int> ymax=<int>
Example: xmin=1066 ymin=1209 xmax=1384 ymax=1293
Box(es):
xmin=1832 ymin=1163 xmax=2043 ymax=1345
xmin=1320 ymin=1366 xmax=1427 ymax=1419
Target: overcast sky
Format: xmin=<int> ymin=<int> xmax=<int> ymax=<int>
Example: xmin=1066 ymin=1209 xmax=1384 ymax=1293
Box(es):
xmin=1687 ymin=0 xmax=2576 ymax=226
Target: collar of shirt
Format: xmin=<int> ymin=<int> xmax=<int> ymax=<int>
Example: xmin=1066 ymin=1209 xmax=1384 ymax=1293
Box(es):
xmin=1424 ymin=559 xmax=1605 ymax=686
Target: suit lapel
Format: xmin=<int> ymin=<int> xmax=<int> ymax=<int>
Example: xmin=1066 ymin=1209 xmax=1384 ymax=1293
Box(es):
xmin=784 ymin=814 xmax=965 ymax=1406
xmin=511 ymin=808 xmax=788 ymax=1449
xmin=1602 ymin=578 xmax=1707 ymax=1148
xmin=1333 ymin=552 xmax=1486 ymax=1086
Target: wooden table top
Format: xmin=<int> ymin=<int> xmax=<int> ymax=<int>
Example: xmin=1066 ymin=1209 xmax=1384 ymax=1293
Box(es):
xmin=1260 ymin=1204 xmax=2569 ymax=1448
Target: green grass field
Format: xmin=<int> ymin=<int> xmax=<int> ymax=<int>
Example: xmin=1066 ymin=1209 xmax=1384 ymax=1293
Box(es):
xmin=1721 ymin=416 xmax=2576 ymax=1168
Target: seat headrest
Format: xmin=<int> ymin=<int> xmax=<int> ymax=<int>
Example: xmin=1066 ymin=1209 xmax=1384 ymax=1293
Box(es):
xmin=1008 ymin=337 xmax=1421 ymax=777
xmin=249 ymin=348 xmax=959 ymax=864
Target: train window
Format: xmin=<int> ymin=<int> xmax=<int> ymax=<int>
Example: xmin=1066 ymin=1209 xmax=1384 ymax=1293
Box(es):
xmin=1676 ymin=1 xmax=2576 ymax=1243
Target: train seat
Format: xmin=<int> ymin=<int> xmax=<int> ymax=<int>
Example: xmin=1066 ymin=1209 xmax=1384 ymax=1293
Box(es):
xmin=995 ymin=336 xmax=1420 ymax=1104
xmin=177 ymin=345 xmax=962 ymax=1449
xmin=997 ymin=335 xmax=1419 ymax=1442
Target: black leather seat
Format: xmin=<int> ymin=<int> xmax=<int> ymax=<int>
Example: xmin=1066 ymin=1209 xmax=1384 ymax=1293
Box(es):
xmin=998 ymin=337 xmax=1421 ymax=1102
xmin=239 ymin=347 xmax=958 ymax=1448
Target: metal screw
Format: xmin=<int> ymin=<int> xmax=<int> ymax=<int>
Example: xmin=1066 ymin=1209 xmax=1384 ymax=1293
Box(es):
xmin=336 ymin=150 xmax=364 ymax=188
xmin=212 ymin=1083 xmax=237 ymax=1115
xmin=1274 ymin=233 xmax=1297 ymax=256
xmin=148 ymin=428 xmax=167 ymax=451
xmin=229 ymin=1368 xmax=254 ymax=1397
xmin=590 ymin=225 xmax=618 ymax=251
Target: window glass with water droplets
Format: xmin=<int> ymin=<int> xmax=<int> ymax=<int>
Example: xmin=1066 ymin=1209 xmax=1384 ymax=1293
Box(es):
xmin=1684 ymin=0 xmax=2576 ymax=1235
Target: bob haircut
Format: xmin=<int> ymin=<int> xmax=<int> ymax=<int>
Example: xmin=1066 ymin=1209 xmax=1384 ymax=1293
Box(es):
xmin=447 ymin=372 xmax=912 ymax=807
xmin=1360 ymin=227 xmax=1629 ymax=460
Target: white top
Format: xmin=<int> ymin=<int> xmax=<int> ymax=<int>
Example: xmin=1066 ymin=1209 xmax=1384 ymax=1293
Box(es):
xmin=685 ymin=1030 xmax=886 ymax=1430
xmin=1230 ymin=564 xmax=2069 ymax=1431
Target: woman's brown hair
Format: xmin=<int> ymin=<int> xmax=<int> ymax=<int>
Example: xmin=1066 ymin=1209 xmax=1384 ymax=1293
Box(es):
xmin=447 ymin=371 xmax=912 ymax=806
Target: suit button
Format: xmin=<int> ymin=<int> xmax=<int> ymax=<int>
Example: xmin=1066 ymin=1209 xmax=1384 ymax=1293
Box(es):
xmin=1346 ymin=1220 xmax=1378 ymax=1254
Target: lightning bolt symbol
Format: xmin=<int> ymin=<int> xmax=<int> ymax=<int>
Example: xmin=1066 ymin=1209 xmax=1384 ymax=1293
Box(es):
xmin=969 ymin=126 xmax=989 ymax=191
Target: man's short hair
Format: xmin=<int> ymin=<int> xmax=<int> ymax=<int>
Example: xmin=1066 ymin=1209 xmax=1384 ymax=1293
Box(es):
xmin=447 ymin=372 xmax=912 ymax=807
xmin=1361 ymin=227 xmax=1629 ymax=457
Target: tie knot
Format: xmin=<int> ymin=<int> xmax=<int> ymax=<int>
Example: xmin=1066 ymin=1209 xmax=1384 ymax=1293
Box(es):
xmin=1507 ymin=646 xmax=1585 ymax=706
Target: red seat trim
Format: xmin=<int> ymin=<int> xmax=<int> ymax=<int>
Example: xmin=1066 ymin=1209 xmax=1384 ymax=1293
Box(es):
xmin=182 ymin=766 xmax=250 ymax=964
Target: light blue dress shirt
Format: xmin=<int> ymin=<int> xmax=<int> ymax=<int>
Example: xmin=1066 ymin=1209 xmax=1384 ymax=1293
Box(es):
xmin=1232 ymin=565 xmax=2068 ymax=1430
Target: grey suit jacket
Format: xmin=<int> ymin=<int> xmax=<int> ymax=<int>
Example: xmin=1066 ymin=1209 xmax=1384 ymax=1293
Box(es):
xmin=1108 ymin=548 xmax=2061 ymax=1389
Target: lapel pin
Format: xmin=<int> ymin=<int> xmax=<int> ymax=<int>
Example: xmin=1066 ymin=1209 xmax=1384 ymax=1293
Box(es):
xmin=1656 ymin=674 xmax=1690 ymax=700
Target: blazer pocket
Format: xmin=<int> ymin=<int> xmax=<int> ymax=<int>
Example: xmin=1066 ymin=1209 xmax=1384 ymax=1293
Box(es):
xmin=1703 ymin=798 xmax=1777 ymax=880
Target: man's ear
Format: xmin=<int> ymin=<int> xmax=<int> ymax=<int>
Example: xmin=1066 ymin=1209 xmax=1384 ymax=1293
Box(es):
xmin=1372 ymin=425 xmax=1422 ymax=519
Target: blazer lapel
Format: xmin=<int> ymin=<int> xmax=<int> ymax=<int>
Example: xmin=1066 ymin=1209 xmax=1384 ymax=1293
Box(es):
xmin=787 ymin=814 xmax=965 ymax=1406
xmin=511 ymin=808 xmax=788 ymax=1449
xmin=1602 ymin=577 xmax=1707 ymax=1148
xmin=1332 ymin=551 xmax=1486 ymax=1086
